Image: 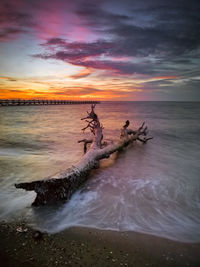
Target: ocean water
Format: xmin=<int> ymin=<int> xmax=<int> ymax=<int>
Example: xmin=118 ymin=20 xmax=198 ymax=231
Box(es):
xmin=0 ymin=102 xmax=200 ymax=243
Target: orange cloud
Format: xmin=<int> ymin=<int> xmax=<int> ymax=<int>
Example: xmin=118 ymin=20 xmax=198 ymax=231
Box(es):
xmin=0 ymin=76 xmax=17 ymax=81
xmin=0 ymin=85 xmax=136 ymax=100
xmin=0 ymin=74 xmax=144 ymax=101
xmin=69 ymin=68 xmax=92 ymax=79
xmin=0 ymin=89 xmax=36 ymax=99
xmin=154 ymin=75 xmax=180 ymax=80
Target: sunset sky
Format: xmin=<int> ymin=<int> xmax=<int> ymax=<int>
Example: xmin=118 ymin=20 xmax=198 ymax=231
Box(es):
xmin=0 ymin=0 xmax=199 ymax=101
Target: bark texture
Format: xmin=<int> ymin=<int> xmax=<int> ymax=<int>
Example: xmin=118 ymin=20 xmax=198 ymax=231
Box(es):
xmin=15 ymin=105 xmax=153 ymax=206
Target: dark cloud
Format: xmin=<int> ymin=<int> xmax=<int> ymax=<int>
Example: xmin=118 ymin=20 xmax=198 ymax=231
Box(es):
xmin=76 ymin=1 xmax=200 ymax=58
xmin=75 ymin=59 xmax=156 ymax=75
xmin=33 ymin=38 xmax=158 ymax=75
xmin=143 ymin=80 xmax=174 ymax=86
xmin=0 ymin=27 xmax=27 ymax=41
xmin=33 ymin=0 xmax=200 ymax=81
xmin=0 ymin=1 xmax=34 ymax=41
xmin=0 ymin=9 xmax=33 ymax=27
xmin=76 ymin=2 xmax=131 ymax=28
xmin=41 ymin=38 xmax=114 ymax=56
xmin=43 ymin=38 xmax=67 ymax=46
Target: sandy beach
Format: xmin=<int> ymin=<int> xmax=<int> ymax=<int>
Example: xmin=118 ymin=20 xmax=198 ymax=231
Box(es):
xmin=0 ymin=221 xmax=199 ymax=267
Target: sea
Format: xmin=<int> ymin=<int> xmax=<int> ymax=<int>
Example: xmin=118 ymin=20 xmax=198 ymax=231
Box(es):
xmin=0 ymin=101 xmax=200 ymax=243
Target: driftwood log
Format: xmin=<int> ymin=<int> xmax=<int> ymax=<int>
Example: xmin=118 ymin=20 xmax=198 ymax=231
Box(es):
xmin=15 ymin=105 xmax=153 ymax=206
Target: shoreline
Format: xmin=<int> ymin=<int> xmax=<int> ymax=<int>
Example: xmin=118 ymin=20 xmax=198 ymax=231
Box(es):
xmin=1 ymin=221 xmax=199 ymax=267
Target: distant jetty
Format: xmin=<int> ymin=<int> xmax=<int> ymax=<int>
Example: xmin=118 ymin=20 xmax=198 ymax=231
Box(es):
xmin=0 ymin=99 xmax=100 ymax=106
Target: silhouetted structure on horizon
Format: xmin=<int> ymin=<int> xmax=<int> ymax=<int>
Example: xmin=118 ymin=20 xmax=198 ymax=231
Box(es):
xmin=0 ymin=99 xmax=100 ymax=106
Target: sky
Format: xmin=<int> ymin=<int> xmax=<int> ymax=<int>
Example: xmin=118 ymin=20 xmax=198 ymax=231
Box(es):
xmin=0 ymin=0 xmax=200 ymax=101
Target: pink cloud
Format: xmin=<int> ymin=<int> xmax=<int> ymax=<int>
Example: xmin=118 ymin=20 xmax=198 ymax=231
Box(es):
xmin=33 ymin=38 xmax=153 ymax=76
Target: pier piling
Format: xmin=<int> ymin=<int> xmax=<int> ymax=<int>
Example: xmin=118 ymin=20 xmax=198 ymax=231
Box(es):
xmin=0 ymin=100 xmax=100 ymax=106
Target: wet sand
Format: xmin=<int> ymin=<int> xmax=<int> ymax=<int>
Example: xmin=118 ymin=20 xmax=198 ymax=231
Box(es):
xmin=0 ymin=221 xmax=199 ymax=267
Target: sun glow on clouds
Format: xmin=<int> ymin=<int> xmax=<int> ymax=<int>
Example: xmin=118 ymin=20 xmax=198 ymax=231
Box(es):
xmin=0 ymin=72 xmax=144 ymax=100
xmin=69 ymin=68 xmax=93 ymax=79
xmin=0 ymin=0 xmax=199 ymax=101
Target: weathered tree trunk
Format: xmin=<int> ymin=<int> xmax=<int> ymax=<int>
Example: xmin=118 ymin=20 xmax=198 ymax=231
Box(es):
xmin=15 ymin=104 xmax=153 ymax=206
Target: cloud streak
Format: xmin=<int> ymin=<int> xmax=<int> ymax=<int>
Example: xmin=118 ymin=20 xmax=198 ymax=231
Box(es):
xmin=69 ymin=68 xmax=92 ymax=79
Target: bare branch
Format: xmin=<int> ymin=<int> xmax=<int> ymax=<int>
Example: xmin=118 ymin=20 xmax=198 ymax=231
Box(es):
xmin=123 ymin=120 xmax=130 ymax=129
xmin=78 ymin=139 xmax=93 ymax=153
xmin=78 ymin=139 xmax=93 ymax=144
xmin=137 ymin=136 xmax=154 ymax=143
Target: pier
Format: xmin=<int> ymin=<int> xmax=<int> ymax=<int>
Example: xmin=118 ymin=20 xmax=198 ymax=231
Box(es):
xmin=0 ymin=99 xmax=100 ymax=106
